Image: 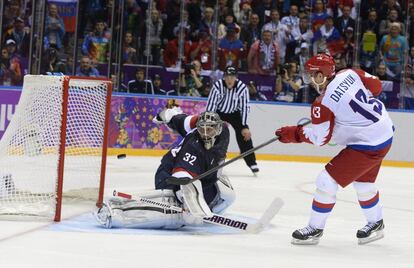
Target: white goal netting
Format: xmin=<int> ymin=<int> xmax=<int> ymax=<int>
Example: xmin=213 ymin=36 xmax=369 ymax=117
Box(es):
xmin=0 ymin=75 xmax=111 ymax=220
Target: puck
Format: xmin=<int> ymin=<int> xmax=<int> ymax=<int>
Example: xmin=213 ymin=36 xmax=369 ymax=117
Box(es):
xmin=117 ymin=154 xmax=126 ymax=159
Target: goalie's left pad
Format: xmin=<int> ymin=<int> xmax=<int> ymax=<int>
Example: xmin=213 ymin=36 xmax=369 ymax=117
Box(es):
xmin=176 ymin=180 xmax=214 ymax=225
xmin=95 ymin=189 xmax=184 ymax=229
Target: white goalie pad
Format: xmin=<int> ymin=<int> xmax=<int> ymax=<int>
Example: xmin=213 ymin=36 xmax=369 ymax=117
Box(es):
xmin=210 ymin=175 xmax=236 ymax=214
xmin=176 ymin=180 xmax=213 ymax=225
xmin=95 ymin=189 xmax=184 ymax=229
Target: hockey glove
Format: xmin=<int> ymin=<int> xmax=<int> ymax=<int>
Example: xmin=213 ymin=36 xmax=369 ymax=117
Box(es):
xmin=152 ymin=106 xmax=183 ymax=125
xmin=275 ymin=126 xmax=304 ymax=143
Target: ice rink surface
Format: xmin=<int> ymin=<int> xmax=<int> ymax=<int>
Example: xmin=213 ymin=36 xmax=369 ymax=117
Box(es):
xmin=0 ymin=156 xmax=413 ymax=268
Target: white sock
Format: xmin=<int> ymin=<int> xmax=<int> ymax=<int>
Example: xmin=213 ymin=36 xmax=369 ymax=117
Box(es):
xmin=353 ymin=182 xmax=382 ymax=223
xmin=308 ymin=169 xmax=338 ymax=230
xmin=308 ymin=189 xmax=336 ymax=229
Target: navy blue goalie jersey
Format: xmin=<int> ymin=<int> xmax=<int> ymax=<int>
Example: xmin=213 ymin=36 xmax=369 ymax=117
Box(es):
xmin=155 ymin=113 xmax=229 ymax=190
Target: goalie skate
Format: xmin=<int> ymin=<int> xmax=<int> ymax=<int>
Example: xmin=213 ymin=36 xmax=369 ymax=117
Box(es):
xmin=357 ymin=219 xmax=384 ymax=245
xmin=291 ymin=226 xmax=323 ymax=245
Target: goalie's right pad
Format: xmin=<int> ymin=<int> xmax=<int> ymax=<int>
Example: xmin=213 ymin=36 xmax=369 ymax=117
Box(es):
xmin=95 ymin=190 xmax=184 ymax=229
xmin=209 ymin=175 xmax=235 ymax=214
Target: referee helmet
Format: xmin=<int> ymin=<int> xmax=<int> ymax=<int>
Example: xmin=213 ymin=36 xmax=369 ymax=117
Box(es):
xmin=224 ymin=66 xmax=238 ymax=77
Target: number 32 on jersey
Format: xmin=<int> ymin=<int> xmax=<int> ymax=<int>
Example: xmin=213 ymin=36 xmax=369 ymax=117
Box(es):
xmin=183 ymin=153 xmax=197 ymax=165
xmin=171 ymin=146 xmax=197 ymax=165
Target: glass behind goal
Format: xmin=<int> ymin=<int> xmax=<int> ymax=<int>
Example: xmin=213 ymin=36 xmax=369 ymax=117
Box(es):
xmin=0 ymin=75 xmax=112 ymax=221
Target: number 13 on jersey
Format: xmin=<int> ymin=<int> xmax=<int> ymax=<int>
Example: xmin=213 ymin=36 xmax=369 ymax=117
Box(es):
xmin=349 ymin=89 xmax=383 ymax=123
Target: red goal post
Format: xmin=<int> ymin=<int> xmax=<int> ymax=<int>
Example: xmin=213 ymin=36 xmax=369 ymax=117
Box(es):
xmin=0 ymin=75 xmax=112 ymax=221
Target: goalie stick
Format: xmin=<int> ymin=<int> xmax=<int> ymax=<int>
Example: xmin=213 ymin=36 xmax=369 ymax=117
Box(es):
xmin=113 ymin=190 xmax=284 ymax=233
xmin=166 ymin=119 xmax=312 ymax=186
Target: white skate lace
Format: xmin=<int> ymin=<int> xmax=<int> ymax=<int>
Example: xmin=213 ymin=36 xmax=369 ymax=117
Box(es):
xmin=360 ymin=222 xmax=378 ymax=233
xmin=299 ymin=226 xmax=318 ymax=235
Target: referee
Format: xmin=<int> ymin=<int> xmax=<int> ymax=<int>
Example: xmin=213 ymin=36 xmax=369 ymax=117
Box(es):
xmin=206 ymin=66 xmax=259 ymax=174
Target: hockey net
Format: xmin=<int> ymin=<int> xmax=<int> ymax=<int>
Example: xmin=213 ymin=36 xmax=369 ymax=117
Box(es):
xmin=0 ymin=75 xmax=112 ymax=221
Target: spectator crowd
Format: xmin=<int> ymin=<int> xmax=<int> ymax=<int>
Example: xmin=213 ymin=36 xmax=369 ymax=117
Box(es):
xmin=1 ymin=0 xmax=414 ymax=108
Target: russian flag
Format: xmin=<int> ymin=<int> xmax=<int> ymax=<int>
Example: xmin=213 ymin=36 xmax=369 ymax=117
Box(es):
xmin=48 ymin=0 xmax=77 ymax=33
xmin=312 ymin=199 xmax=335 ymax=213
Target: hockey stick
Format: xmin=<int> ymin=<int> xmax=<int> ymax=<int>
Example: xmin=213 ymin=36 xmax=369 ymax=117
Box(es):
xmin=113 ymin=190 xmax=182 ymax=212
xmin=204 ymin=197 xmax=284 ymax=233
xmin=113 ymin=190 xmax=284 ymax=233
xmin=166 ymin=119 xmax=312 ymax=186
xmin=165 ymin=137 xmax=279 ymax=186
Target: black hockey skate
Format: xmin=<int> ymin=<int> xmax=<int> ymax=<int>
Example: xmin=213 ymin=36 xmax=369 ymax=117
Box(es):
xmin=249 ymin=165 xmax=259 ymax=175
xmin=357 ymin=219 xmax=384 ymax=245
xmin=291 ymin=226 xmax=323 ymax=245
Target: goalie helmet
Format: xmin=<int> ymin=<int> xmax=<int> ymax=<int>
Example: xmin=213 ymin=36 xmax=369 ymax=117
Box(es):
xmin=196 ymin=112 xmax=223 ymax=150
xmin=304 ymin=53 xmax=335 ymax=94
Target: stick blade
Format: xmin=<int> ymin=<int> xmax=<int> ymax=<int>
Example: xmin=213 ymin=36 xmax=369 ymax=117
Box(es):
xmin=247 ymin=197 xmax=284 ymax=233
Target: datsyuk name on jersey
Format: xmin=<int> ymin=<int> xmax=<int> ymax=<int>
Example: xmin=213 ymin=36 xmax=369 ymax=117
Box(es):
xmin=329 ymin=73 xmax=356 ymax=102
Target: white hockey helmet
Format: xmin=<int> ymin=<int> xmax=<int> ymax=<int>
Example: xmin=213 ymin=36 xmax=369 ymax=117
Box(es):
xmin=196 ymin=112 xmax=223 ymax=150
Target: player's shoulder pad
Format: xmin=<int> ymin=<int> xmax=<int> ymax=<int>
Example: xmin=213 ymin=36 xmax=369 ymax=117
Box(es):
xmin=336 ymin=68 xmax=352 ymax=75
xmin=352 ymin=68 xmax=382 ymax=96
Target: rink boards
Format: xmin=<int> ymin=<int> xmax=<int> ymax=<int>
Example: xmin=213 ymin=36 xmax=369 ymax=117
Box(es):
xmin=1 ymin=89 xmax=414 ymax=166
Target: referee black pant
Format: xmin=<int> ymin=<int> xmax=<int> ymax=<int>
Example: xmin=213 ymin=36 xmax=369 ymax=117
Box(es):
xmin=217 ymin=112 xmax=257 ymax=168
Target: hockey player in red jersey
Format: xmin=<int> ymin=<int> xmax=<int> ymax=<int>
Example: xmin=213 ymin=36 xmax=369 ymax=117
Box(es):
xmin=276 ymin=54 xmax=394 ymax=245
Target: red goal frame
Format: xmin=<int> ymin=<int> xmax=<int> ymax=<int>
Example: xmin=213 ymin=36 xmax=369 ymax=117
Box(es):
xmin=54 ymin=76 xmax=113 ymax=222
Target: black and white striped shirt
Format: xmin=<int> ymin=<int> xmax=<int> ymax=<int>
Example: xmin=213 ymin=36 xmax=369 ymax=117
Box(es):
xmin=206 ymin=79 xmax=250 ymax=126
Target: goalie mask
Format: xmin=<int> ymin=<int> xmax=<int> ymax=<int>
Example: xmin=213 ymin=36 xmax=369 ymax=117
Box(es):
xmin=303 ymin=53 xmax=335 ymax=94
xmin=196 ymin=112 xmax=223 ymax=150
